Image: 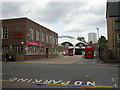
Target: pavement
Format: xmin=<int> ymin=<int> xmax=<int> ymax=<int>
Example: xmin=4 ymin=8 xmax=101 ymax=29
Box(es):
xmin=16 ymin=55 xmax=83 ymax=64
xmin=4 ymin=55 xmax=120 ymax=67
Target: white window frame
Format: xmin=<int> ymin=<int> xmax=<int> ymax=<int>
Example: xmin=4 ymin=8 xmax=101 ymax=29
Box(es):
xmin=50 ymin=36 xmax=52 ymax=44
xmin=118 ymin=34 xmax=120 ymax=43
xmin=36 ymin=30 xmax=39 ymax=41
xmin=30 ymin=28 xmax=34 ymax=40
xmin=1 ymin=28 xmax=3 ymax=39
xmin=2 ymin=27 xmax=8 ymax=39
xmin=52 ymin=35 xmax=55 ymax=44
xmin=42 ymin=32 xmax=44 ymax=42
xmin=46 ymin=34 xmax=48 ymax=43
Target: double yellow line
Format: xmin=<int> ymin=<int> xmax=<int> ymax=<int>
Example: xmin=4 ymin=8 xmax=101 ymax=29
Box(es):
xmin=0 ymin=79 xmax=117 ymax=88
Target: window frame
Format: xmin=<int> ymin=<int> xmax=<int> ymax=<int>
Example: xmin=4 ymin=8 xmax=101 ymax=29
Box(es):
xmin=2 ymin=27 xmax=8 ymax=39
xmin=42 ymin=32 xmax=44 ymax=42
xmin=118 ymin=34 xmax=120 ymax=43
xmin=36 ymin=30 xmax=39 ymax=41
xmin=30 ymin=28 xmax=34 ymax=40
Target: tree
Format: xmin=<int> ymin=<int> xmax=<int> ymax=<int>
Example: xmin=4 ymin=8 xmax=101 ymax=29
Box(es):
xmin=90 ymin=41 xmax=92 ymax=44
xmin=98 ymin=36 xmax=107 ymax=49
xmin=77 ymin=37 xmax=86 ymax=43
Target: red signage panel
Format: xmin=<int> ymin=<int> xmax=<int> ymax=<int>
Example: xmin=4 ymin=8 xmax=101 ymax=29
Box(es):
xmin=26 ymin=40 xmax=40 ymax=46
xmin=12 ymin=33 xmax=23 ymax=39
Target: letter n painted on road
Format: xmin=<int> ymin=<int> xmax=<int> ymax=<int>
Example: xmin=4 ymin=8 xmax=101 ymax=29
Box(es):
xmin=87 ymin=81 xmax=95 ymax=86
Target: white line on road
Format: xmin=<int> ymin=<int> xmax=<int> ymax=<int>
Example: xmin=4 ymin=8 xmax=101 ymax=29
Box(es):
xmin=112 ymin=78 xmax=118 ymax=88
xmin=114 ymin=84 xmax=117 ymax=88
xmin=112 ymin=78 xmax=114 ymax=82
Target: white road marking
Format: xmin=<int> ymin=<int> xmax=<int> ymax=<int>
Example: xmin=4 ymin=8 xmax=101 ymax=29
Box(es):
xmin=114 ymin=84 xmax=117 ymax=88
xmin=9 ymin=77 xmax=96 ymax=86
xmin=61 ymin=81 xmax=70 ymax=85
xmin=87 ymin=81 xmax=95 ymax=86
xmin=74 ymin=81 xmax=82 ymax=85
xmin=112 ymin=78 xmax=114 ymax=82
xmin=112 ymin=78 xmax=119 ymax=88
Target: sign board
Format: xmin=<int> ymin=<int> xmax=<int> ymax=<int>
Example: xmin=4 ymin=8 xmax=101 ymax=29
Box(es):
xmin=26 ymin=40 xmax=40 ymax=46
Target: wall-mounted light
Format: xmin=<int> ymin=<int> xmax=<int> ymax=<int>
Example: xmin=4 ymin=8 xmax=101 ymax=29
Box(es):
xmin=21 ymin=41 xmax=24 ymax=44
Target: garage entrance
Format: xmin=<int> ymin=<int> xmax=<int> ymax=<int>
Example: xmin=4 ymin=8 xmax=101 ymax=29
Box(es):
xmin=75 ymin=49 xmax=82 ymax=55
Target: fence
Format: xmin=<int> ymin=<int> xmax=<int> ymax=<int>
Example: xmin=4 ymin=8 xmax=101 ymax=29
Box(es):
xmin=99 ymin=47 xmax=120 ymax=63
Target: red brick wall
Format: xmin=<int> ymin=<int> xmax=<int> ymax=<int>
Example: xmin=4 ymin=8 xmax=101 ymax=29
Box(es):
xmin=100 ymin=47 xmax=120 ymax=63
xmin=7 ymin=54 xmax=58 ymax=61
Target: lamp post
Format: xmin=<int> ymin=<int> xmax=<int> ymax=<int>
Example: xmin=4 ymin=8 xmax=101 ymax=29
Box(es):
xmin=96 ymin=28 xmax=99 ymax=60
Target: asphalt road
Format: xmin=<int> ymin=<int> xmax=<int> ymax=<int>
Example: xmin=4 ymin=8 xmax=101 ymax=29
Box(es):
xmin=1 ymin=56 xmax=119 ymax=89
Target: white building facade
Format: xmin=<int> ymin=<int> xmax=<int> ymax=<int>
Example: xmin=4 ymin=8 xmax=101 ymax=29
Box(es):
xmin=58 ymin=36 xmax=87 ymax=55
xmin=88 ymin=32 xmax=97 ymax=44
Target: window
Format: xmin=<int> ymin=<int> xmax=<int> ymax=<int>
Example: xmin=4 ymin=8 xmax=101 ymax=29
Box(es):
xmin=50 ymin=36 xmax=52 ymax=44
xmin=30 ymin=28 xmax=33 ymax=40
xmin=118 ymin=34 xmax=120 ymax=43
xmin=51 ymin=34 xmax=54 ymax=44
xmin=13 ymin=45 xmax=23 ymax=53
xmin=46 ymin=34 xmax=48 ymax=43
xmin=65 ymin=43 xmax=69 ymax=47
xmin=49 ymin=48 xmax=52 ymax=54
xmin=118 ymin=48 xmax=120 ymax=52
xmin=115 ymin=21 xmax=120 ymax=31
xmin=53 ymin=37 xmax=55 ymax=44
xmin=40 ymin=47 xmax=45 ymax=54
xmin=52 ymin=37 xmax=55 ymax=44
xmin=34 ymin=46 xmax=40 ymax=54
xmin=87 ymin=46 xmax=92 ymax=48
xmin=2 ymin=45 xmax=23 ymax=53
xmin=2 ymin=27 xmax=8 ymax=39
xmin=2 ymin=45 xmax=10 ymax=52
xmin=28 ymin=46 xmax=34 ymax=55
xmin=42 ymin=32 xmax=44 ymax=42
xmin=56 ymin=38 xmax=58 ymax=45
xmin=36 ymin=30 xmax=39 ymax=41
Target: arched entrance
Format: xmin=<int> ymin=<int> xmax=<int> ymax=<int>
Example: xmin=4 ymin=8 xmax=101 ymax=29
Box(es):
xmin=61 ymin=42 xmax=74 ymax=56
xmin=75 ymin=43 xmax=86 ymax=55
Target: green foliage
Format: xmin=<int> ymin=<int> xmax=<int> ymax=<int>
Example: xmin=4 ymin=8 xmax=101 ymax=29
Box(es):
xmin=98 ymin=36 xmax=107 ymax=49
xmin=77 ymin=37 xmax=86 ymax=43
xmin=3 ymin=51 xmax=23 ymax=55
xmin=90 ymin=41 xmax=92 ymax=44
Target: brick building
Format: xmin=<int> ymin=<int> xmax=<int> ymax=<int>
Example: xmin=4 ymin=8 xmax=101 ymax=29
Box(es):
xmin=100 ymin=1 xmax=120 ymax=62
xmin=106 ymin=2 xmax=120 ymax=54
xmin=1 ymin=17 xmax=58 ymax=61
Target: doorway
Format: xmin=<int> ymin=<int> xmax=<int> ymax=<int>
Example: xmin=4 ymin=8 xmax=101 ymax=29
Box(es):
xmin=46 ymin=48 xmax=49 ymax=58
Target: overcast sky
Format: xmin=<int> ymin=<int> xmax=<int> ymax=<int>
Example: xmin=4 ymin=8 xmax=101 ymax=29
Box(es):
xmin=1 ymin=0 xmax=107 ymax=42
